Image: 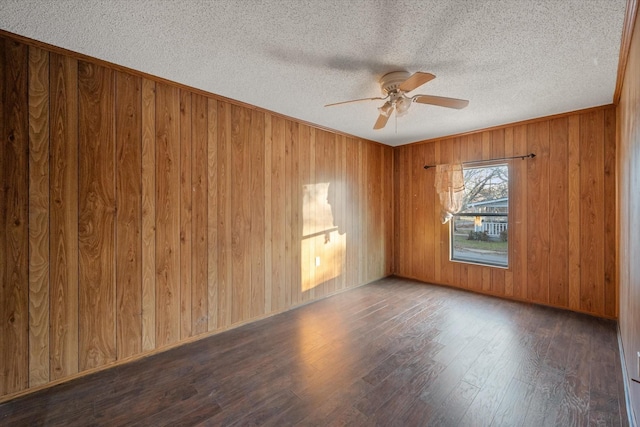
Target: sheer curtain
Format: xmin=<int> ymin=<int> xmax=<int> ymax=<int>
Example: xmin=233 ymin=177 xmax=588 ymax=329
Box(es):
xmin=434 ymin=164 xmax=465 ymax=224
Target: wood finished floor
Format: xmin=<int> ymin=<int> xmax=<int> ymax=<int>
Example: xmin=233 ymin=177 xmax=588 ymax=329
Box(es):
xmin=0 ymin=277 xmax=628 ymax=426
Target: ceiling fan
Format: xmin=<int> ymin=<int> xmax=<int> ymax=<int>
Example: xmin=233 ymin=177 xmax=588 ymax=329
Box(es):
xmin=325 ymin=71 xmax=469 ymax=130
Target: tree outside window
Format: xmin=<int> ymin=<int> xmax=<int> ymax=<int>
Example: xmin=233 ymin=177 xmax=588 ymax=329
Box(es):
xmin=450 ymin=164 xmax=509 ymax=268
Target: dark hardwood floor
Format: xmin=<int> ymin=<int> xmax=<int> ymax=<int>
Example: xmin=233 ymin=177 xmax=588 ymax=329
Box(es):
xmin=0 ymin=277 xmax=628 ymax=426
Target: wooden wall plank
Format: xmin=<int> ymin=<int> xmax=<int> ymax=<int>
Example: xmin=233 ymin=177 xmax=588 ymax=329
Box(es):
xmin=603 ymin=107 xmax=616 ymax=318
xmin=217 ymin=101 xmax=232 ymax=327
xmin=179 ymin=90 xmax=193 ymax=339
xmin=284 ymin=121 xmax=296 ymax=304
xmin=250 ymin=110 xmax=265 ymax=317
xmin=412 ymin=144 xmax=427 ymax=280
xmin=338 ymin=136 xmax=348 ymax=290
xmin=299 ymin=126 xmax=317 ymax=301
xmin=360 ymin=141 xmax=369 ymax=285
xmin=579 ymin=110 xmax=605 ymax=314
xmin=376 ymin=144 xmax=385 ymax=280
xmin=417 ymin=144 xmax=439 ymax=277
xmin=465 ymin=134 xmax=484 ymax=293
xmin=330 ymin=135 xmax=341 ymax=290
xmin=512 ymin=125 xmax=528 ymax=300
xmin=313 ymin=130 xmax=329 ymax=295
xmin=271 ymin=116 xmax=286 ymax=310
xmin=393 ymin=146 xmax=403 ymax=277
xmin=332 ymin=135 xmax=344 ymax=290
xmin=348 ymin=137 xmax=361 ymax=289
xmin=548 ymin=117 xmax=569 ymax=308
xmin=28 ymin=45 xmax=50 ymax=387
xmin=383 ymin=145 xmax=394 ymax=276
xmin=433 ymin=142 xmax=442 ymax=284
xmin=77 ymin=61 xmax=116 ymax=371
xmin=310 ymin=128 xmax=325 ymax=295
xmin=450 ymin=137 xmax=463 ymax=288
xmin=0 ymin=37 xmax=5 ymax=394
xmin=480 ymin=132 xmax=492 ymax=293
xmin=503 ymin=130 xmax=514 ymax=297
xmin=1 ymin=38 xmax=29 ymax=394
xmin=337 ymin=135 xmax=349 ymax=287
xmin=358 ymin=139 xmax=366 ymax=286
xmin=298 ymin=125 xmax=310 ymax=300
xmin=191 ymin=94 xmax=208 ymax=334
xmin=48 ymin=52 xmax=79 ymax=380
xmin=404 ymin=143 xmax=414 ymax=280
xmin=290 ymin=121 xmax=302 ymax=301
xmin=458 ymin=136 xmax=471 ymax=290
xmin=567 ymin=115 xmax=581 ymax=311
xmin=231 ymin=104 xmax=251 ymax=325
xmin=263 ymin=114 xmax=273 ymax=313
xmin=482 ymin=132 xmax=491 ymax=161
xmin=490 ymin=130 xmax=506 ymax=295
xmin=206 ymin=98 xmax=218 ymax=331
xmin=526 ymin=121 xmax=550 ymax=304
xmin=481 ymin=267 xmax=491 ymax=295
xmin=391 ymin=145 xmax=400 ymax=277
xmin=371 ymin=144 xmax=384 ymax=282
xmin=115 ymin=71 xmax=142 ymax=359
xmin=141 ymin=78 xmax=156 ymax=351
xmin=155 ymin=82 xmax=181 ymax=347
xmin=310 ymin=129 xmax=319 ymax=296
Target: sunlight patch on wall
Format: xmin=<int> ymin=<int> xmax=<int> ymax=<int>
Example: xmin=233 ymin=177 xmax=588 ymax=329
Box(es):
xmin=301 ymin=182 xmax=346 ymax=292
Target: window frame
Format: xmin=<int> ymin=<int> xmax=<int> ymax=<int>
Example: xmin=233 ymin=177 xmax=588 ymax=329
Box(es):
xmin=449 ymin=161 xmax=510 ymax=269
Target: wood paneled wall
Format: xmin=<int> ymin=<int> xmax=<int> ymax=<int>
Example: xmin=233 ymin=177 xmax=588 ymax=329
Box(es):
xmin=618 ymin=3 xmax=640 ymax=421
xmin=0 ymin=35 xmax=393 ymax=399
xmin=393 ymin=106 xmax=616 ymax=319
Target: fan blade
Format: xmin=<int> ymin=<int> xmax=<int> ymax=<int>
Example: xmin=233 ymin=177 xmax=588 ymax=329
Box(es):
xmin=412 ymin=95 xmax=469 ymax=109
xmin=373 ymin=108 xmax=393 ymax=130
xmin=324 ymin=97 xmax=386 ymax=107
xmin=398 ymin=72 xmax=436 ymax=92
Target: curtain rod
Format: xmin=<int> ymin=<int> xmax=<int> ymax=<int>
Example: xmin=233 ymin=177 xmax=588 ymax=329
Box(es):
xmin=423 ymin=153 xmax=536 ymax=170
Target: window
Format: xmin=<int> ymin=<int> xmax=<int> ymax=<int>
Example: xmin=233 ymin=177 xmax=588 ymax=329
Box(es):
xmin=450 ymin=163 xmax=509 ymax=268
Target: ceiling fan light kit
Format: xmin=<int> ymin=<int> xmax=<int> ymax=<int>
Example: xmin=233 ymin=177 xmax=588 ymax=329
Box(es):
xmin=378 ymin=101 xmax=393 ymax=117
xmin=326 ymin=70 xmax=469 ymax=130
xmin=395 ymin=96 xmax=412 ymax=117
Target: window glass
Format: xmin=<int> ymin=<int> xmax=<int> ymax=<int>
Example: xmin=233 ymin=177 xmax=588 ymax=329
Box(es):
xmin=451 ymin=164 xmax=508 ymax=268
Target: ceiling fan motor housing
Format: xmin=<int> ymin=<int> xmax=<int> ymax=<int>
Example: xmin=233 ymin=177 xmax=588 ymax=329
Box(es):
xmin=379 ymin=71 xmax=411 ymax=95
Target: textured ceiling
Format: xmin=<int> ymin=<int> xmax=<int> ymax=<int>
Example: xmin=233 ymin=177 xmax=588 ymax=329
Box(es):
xmin=0 ymin=0 xmax=627 ymax=146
